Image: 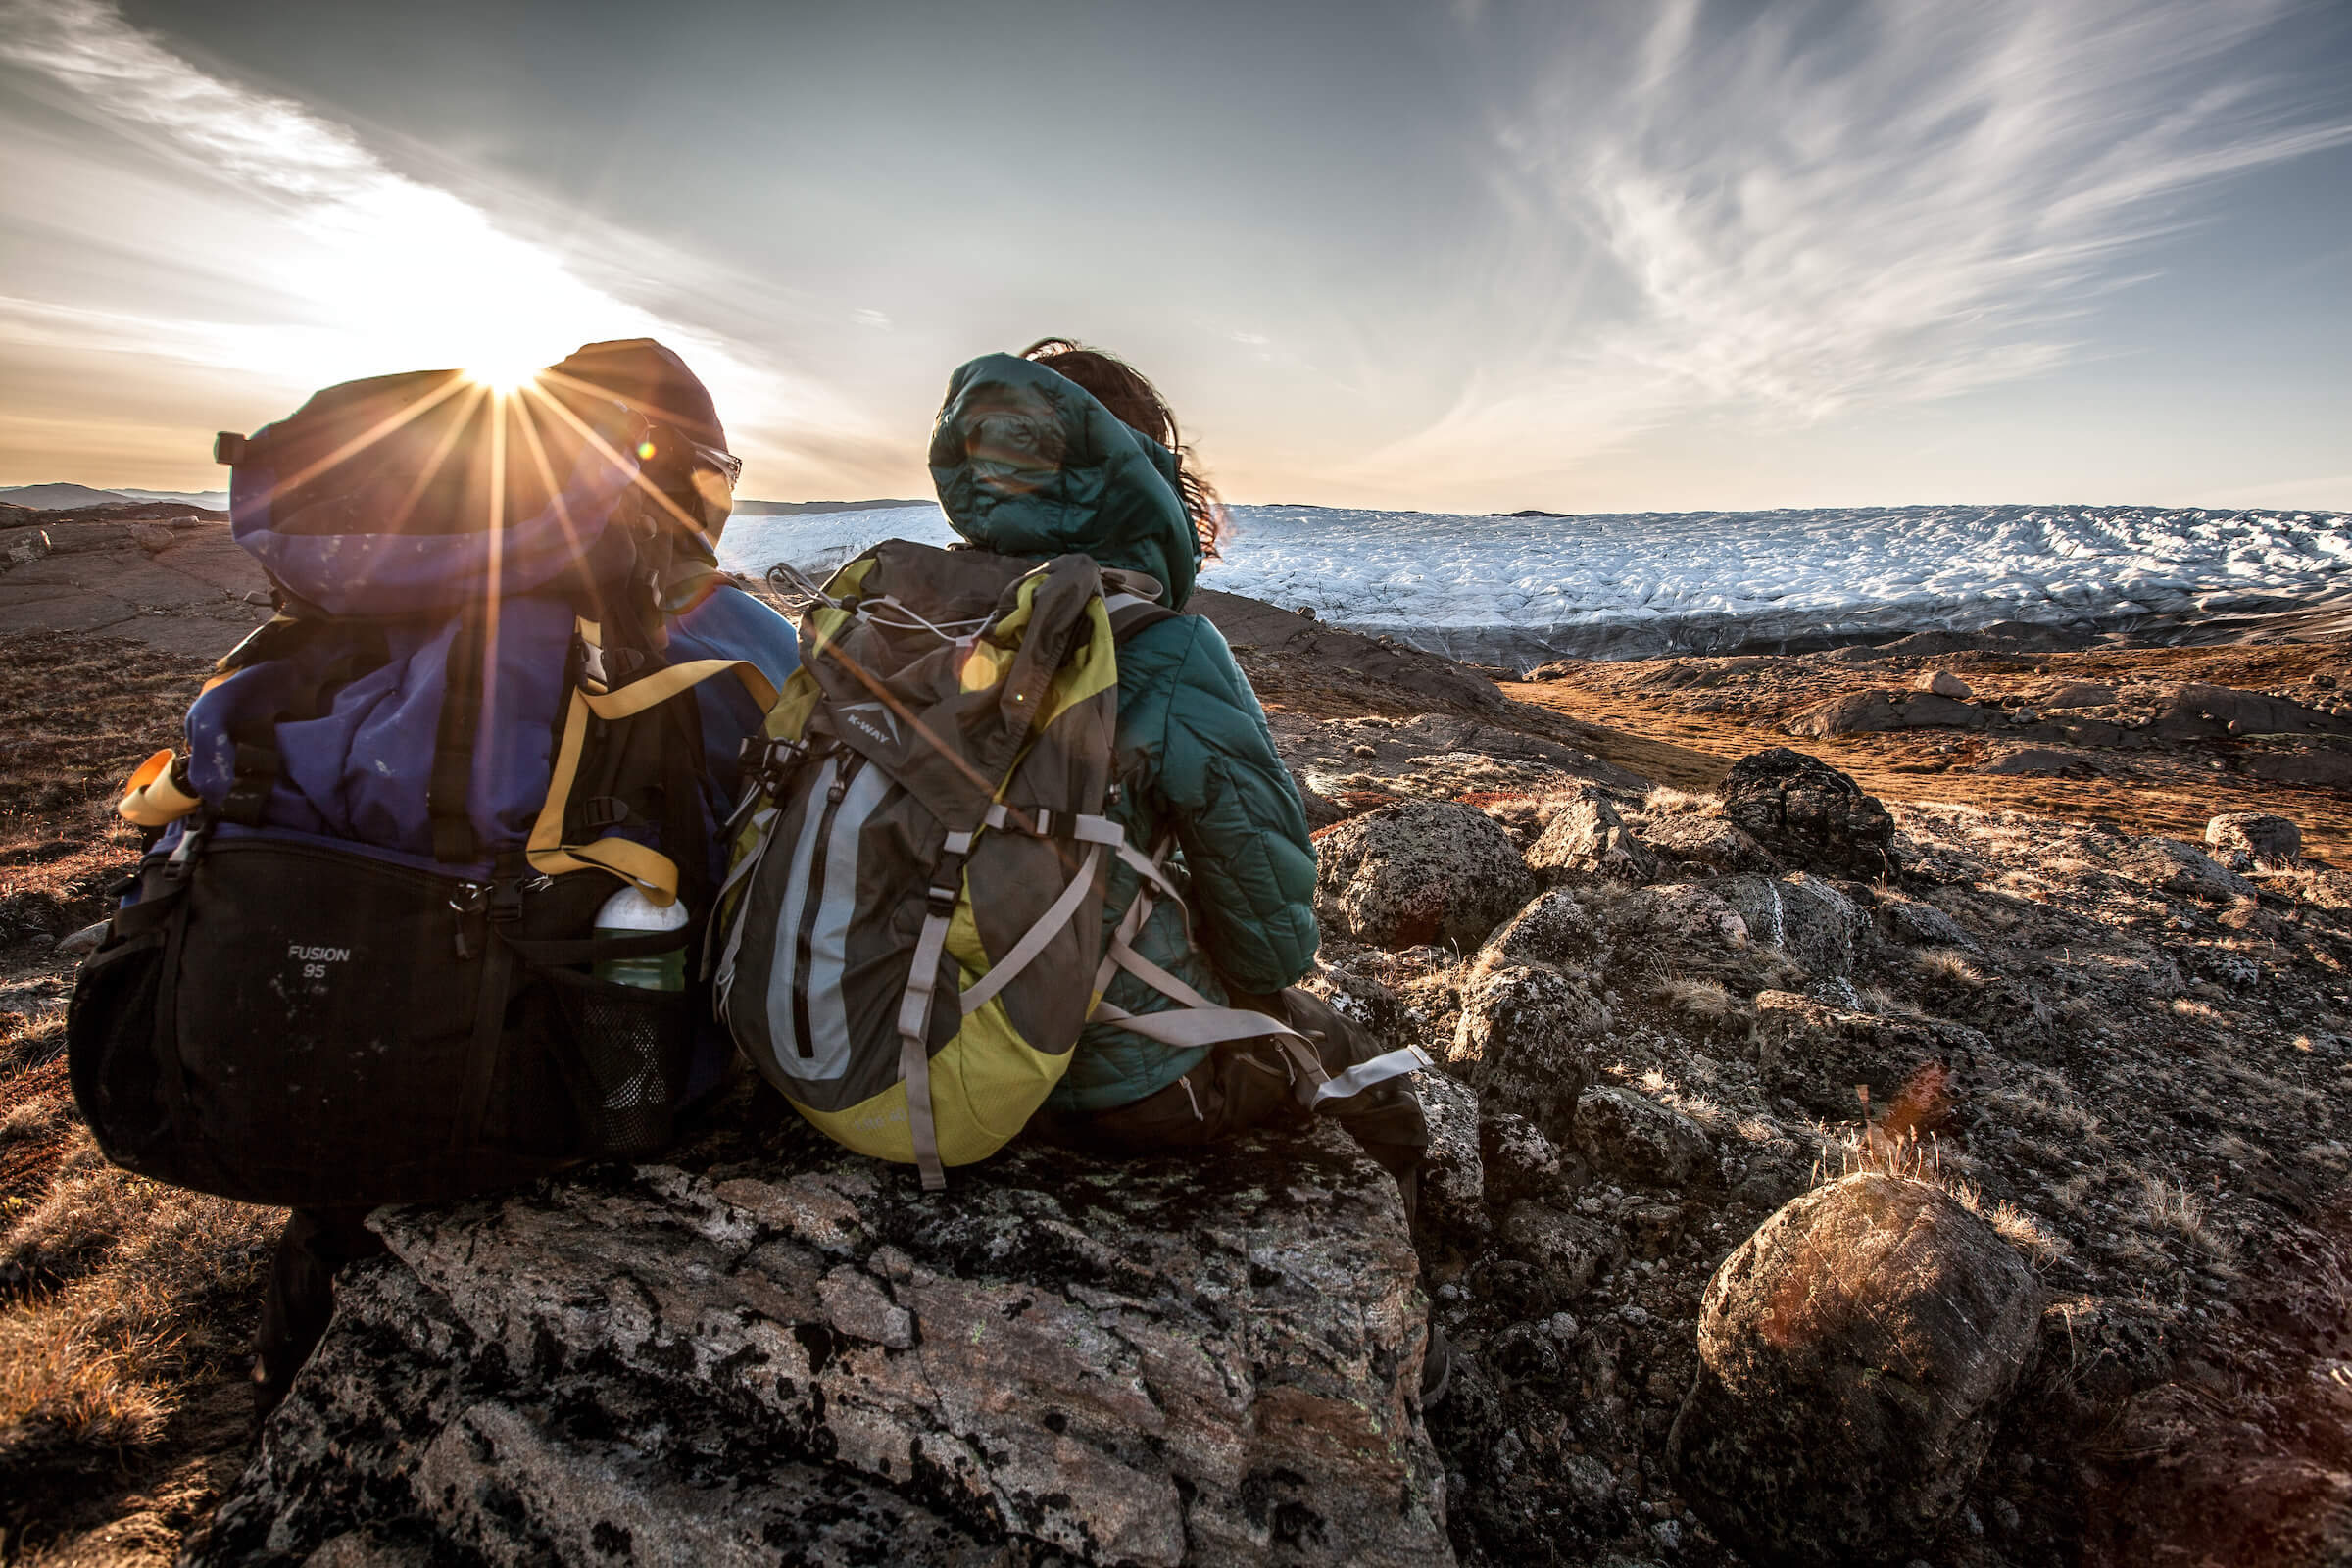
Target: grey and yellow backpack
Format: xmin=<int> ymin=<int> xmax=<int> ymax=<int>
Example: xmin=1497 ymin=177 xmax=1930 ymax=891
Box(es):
xmin=713 ymin=539 xmax=1393 ymax=1187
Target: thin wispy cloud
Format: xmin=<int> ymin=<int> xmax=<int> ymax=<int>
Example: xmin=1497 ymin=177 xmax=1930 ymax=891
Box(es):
xmin=1361 ymin=0 xmax=2352 ymax=496
xmin=0 ymin=0 xmax=886 ymax=486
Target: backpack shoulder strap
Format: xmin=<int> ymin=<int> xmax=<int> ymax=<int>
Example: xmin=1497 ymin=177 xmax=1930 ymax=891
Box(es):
xmin=1105 ymin=596 xmax=1180 ymax=643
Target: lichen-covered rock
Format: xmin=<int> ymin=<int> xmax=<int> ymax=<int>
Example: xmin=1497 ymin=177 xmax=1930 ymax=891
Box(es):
xmin=2119 ymin=837 xmax=2260 ymax=905
xmin=1749 ymin=991 xmax=1992 ymax=1121
xmin=1524 ymin=791 xmax=1656 ymax=885
xmin=194 ymin=1123 xmax=1453 ymax=1568
xmin=2206 ymin=811 xmax=2301 ymax=866
xmin=1604 ymin=883 xmax=1751 ymax=974
xmin=1447 ymin=964 xmax=1603 ymax=1141
xmin=1571 ymin=1086 xmax=1712 ymax=1188
xmin=1314 ymin=799 xmax=1536 ymax=951
xmin=1670 ymin=1174 xmax=2041 ymax=1567
xmin=1468 ymin=889 xmax=1607 ymax=980
xmin=1718 ymin=748 xmax=1895 ymax=879
xmin=1639 ymin=812 xmax=1781 ymax=874
xmin=1873 ymin=891 xmax=1977 ymax=952
xmin=1478 ymin=1112 xmax=1574 ymax=1210
xmin=1713 ymin=873 xmax=1865 ymax=981
xmin=1496 ymin=1202 xmax=1623 ymax=1302
xmin=1417 ymin=1070 xmax=1487 ymax=1240
xmin=1298 ymin=953 xmax=1417 ymax=1050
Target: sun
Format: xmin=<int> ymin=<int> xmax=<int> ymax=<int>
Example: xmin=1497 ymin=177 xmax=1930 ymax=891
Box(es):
xmin=466 ymin=351 xmax=546 ymax=395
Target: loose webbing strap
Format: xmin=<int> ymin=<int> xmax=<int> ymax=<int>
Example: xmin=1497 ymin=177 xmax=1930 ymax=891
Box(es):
xmin=1311 ymin=1044 xmax=1436 ymax=1105
xmin=429 ymin=607 xmax=488 ymax=863
xmin=117 ymin=749 xmax=202 ymax=828
xmin=898 ymin=828 xmax=974 ymax=1191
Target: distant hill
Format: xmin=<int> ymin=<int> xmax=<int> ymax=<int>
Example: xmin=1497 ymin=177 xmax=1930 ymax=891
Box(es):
xmin=118 ymin=487 xmax=230 ymax=509
xmin=0 ymin=483 xmax=229 ymax=510
xmin=731 ymin=498 xmax=930 ymax=516
xmin=0 ymin=483 xmax=134 ymax=509
xmin=4 ymin=486 xmax=898 ymax=514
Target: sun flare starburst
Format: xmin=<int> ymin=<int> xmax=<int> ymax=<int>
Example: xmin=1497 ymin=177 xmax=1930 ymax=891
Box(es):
xmin=467 ymin=357 xmax=544 ymax=396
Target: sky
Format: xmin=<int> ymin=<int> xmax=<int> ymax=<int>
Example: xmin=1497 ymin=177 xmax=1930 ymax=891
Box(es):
xmin=1 ymin=0 xmax=2347 ymax=514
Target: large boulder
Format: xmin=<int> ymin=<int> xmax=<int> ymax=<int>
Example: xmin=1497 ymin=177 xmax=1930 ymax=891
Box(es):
xmin=1523 ymin=791 xmax=1656 ymax=885
xmin=1446 ymin=964 xmax=1604 ymax=1140
xmin=1670 ymin=1174 xmax=2042 ymax=1566
xmin=1639 ymin=811 xmax=1781 ymax=875
xmin=1315 ymin=800 xmax=1536 ymax=951
xmin=1601 ymin=883 xmax=1752 ymax=985
xmin=2206 ymin=811 xmax=2301 ymax=866
xmin=1468 ymin=889 xmax=1608 ymax=980
xmin=1718 ymin=748 xmax=1895 ymax=879
xmin=195 ymin=1122 xmax=1453 ymax=1568
xmin=1416 ymin=1070 xmax=1487 ymax=1240
xmin=1712 ymin=873 xmax=1866 ymax=982
xmin=1571 ymin=1086 xmax=1712 ymax=1189
xmin=1749 ymin=991 xmax=1993 ymax=1121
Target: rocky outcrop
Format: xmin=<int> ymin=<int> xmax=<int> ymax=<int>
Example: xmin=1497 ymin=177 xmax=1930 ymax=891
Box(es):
xmin=193 ymin=1122 xmax=1451 ymax=1568
xmin=1749 ymin=990 xmax=1991 ymax=1120
xmin=1571 ymin=1086 xmax=1712 ymax=1188
xmin=1671 ymin=1174 xmax=2041 ymax=1566
xmin=1638 ymin=811 xmax=1780 ymax=874
xmin=1712 ymin=873 xmax=1864 ymax=984
xmin=1447 ymin=964 xmax=1603 ymax=1140
xmin=1524 ymin=791 xmax=1656 ymax=885
xmin=1718 ymin=748 xmax=1894 ymax=878
xmin=1193 ymin=589 xmax=1506 ymax=714
xmin=1313 ymin=799 xmax=1535 ymax=951
xmin=1468 ymin=889 xmax=1607 ymax=979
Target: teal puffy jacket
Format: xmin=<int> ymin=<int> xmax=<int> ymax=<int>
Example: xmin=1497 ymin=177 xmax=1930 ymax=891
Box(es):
xmin=929 ymin=354 xmax=1319 ymax=1111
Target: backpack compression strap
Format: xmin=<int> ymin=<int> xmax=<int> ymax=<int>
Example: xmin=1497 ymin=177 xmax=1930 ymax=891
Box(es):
xmin=1088 ymin=838 xmax=1434 ymax=1108
xmin=524 ymin=641 xmax=781 ymax=903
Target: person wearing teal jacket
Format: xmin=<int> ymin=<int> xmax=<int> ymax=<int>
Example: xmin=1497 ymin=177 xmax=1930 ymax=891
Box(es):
xmin=928 ymin=341 xmax=1320 ymax=1122
xmin=934 ymin=342 xmax=1446 ymax=1396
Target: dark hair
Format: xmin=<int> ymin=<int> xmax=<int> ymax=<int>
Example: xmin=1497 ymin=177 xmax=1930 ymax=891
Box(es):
xmin=1020 ymin=338 xmax=1229 ymax=559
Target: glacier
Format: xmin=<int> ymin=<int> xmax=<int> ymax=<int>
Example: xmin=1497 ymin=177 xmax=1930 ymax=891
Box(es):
xmin=718 ymin=501 xmax=2352 ymax=671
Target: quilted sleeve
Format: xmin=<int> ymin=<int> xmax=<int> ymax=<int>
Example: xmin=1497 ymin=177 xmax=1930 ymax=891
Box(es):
xmin=1152 ymin=618 xmax=1320 ymax=992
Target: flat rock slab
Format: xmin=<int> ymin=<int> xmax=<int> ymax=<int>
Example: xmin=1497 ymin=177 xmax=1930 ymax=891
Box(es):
xmin=194 ymin=1120 xmax=1450 ymax=1568
xmin=0 ymin=520 xmax=266 ymax=656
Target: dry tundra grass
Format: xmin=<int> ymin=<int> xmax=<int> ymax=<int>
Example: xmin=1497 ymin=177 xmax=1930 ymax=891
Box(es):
xmin=0 ymin=632 xmax=285 ymax=1558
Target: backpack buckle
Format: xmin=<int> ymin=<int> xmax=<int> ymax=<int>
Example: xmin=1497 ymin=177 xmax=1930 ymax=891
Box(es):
xmin=739 ymin=735 xmax=808 ymax=795
xmin=578 ymin=796 xmax=629 ymax=830
xmin=572 ymin=634 xmax=609 ymax=690
xmin=925 ymin=883 xmax=959 ymax=916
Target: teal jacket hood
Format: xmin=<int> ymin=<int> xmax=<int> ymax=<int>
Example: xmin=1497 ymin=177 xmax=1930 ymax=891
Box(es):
xmin=929 ymin=354 xmax=1203 ymax=609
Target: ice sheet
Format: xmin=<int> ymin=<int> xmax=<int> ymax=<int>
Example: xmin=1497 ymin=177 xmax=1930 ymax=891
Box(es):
xmin=719 ymin=502 xmax=2352 ymax=669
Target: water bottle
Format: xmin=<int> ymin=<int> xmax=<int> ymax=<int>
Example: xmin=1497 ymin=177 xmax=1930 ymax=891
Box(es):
xmin=592 ymin=885 xmax=688 ymax=991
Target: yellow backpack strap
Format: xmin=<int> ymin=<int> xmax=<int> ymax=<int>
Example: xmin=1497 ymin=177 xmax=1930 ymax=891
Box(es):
xmin=524 ymin=656 xmax=776 ymax=905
